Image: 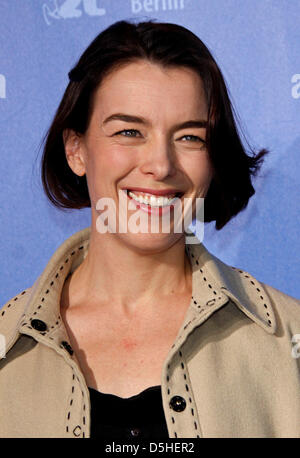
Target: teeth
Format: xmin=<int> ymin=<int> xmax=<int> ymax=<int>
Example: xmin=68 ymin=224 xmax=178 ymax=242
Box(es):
xmin=128 ymin=190 xmax=178 ymax=207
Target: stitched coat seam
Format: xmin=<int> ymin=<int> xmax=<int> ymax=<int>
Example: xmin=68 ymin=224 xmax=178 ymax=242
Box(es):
xmin=178 ymin=349 xmax=202 ymax=438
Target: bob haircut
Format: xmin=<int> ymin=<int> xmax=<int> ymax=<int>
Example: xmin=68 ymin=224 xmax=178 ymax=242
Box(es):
xmin=41 ymin=19 xmax=268 ymax=230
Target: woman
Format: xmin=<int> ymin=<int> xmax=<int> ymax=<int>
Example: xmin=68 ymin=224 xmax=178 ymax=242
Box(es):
xmin=0 ymin=19 xmax=299 ymax=439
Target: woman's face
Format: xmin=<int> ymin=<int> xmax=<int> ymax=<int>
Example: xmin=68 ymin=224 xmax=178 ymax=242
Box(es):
xmin=65 ymin=60 xmax=213 ymax=252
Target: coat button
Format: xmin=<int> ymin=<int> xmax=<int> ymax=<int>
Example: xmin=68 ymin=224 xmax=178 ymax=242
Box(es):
xmin=169 ymin=395 xmax=186 ymax=412
xmin=73 ymin=425 xmax=81 ymax=437
xmin=30 ymin=319 xmax=47 ymax=332
xmin=130 ymin=427 xmax=141 ymax=437
xmin=61 ymin=341 xmax=73 ymax=355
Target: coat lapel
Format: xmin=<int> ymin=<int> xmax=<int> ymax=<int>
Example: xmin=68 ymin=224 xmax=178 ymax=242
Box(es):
xmin=2 ymin=227 xmax=276 ymax=358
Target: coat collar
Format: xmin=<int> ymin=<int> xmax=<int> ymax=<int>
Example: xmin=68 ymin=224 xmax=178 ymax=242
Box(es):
xmin=17 ymin=227 xmax=276 ymax=345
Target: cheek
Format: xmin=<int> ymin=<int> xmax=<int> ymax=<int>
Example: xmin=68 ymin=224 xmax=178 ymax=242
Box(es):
xmin=103 ymin=147 xmax=135 ymax=170
xmin=186 ymin=154 xmax=213 ymax=187
xmin=86 ymin=143 xmax=136 ymax=181
xmin=202 ymin=162 xmax=214 ymax=185
xmin=85 ymin=145 xmax=137 ymax=203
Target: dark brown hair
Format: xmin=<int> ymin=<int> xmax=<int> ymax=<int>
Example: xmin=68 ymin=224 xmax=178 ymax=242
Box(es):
xmin=41 ymin=19 xmax=268 ymax=230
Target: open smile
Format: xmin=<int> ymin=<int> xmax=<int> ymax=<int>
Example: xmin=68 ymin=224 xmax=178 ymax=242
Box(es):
xmin=122 ymin=189 xmax=184 ymax=215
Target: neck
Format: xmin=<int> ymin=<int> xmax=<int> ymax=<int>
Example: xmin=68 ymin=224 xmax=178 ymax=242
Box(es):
xmin=61 ymin=222 xmax=192 ymax=315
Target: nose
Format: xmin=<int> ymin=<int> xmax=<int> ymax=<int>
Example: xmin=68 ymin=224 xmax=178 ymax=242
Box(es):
xmin=139 ymin=135 xmax=177 ymax=180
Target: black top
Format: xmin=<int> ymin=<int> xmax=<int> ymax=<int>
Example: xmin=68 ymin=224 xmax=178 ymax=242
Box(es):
xmin=88 ymin=385 xmax=169 ymax=439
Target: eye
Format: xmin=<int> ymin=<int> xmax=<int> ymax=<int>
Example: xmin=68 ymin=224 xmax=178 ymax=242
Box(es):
xmin=179 ymin=134 xmax=205 ymax=143
xmin=114 ymin=129 xmax=141 ymax=137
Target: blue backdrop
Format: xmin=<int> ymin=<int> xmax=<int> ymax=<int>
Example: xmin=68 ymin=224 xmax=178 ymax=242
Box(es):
xmin=1 ymin=0 xmax=299 ymax=306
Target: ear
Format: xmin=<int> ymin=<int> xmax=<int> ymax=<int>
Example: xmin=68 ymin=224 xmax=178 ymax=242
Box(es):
xmin=63 ymin=129 xmax=86 ymax=177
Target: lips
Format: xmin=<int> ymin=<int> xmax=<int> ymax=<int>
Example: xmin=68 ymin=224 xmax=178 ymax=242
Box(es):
xmin=121 ymin=187 xmax=183 ymax=198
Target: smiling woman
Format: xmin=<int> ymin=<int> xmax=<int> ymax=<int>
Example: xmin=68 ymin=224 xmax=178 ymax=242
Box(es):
xmin=63 ymin=60 xmax=212 ymax=246
xmin=0 ymin=19 xmax=300 ymax=439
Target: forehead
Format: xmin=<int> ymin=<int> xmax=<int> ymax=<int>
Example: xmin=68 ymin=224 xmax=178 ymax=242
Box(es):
xmin=92 ymin=60 xmax=207 ymax=119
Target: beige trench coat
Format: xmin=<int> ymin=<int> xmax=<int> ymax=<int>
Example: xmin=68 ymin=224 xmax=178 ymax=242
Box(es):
xmin=1 ymin=227 xmax=300 ymax=438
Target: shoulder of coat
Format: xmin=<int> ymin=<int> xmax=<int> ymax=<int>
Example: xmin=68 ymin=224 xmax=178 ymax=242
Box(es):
xmin=259 ymin=281 xmax=300 ymax=318
xmin=0 ymin=288 xmax=32 ymax=338
xmin=231 ymin=267 xmax=300 ymax=332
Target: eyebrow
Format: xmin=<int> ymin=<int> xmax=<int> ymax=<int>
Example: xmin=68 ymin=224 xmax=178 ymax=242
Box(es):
xmin=102 ymin=113 xmax=207 ymax=132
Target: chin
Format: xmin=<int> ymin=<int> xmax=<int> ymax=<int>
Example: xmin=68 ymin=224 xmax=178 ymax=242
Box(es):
xmin=119 ymin=231 xmax=184 ymax=253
